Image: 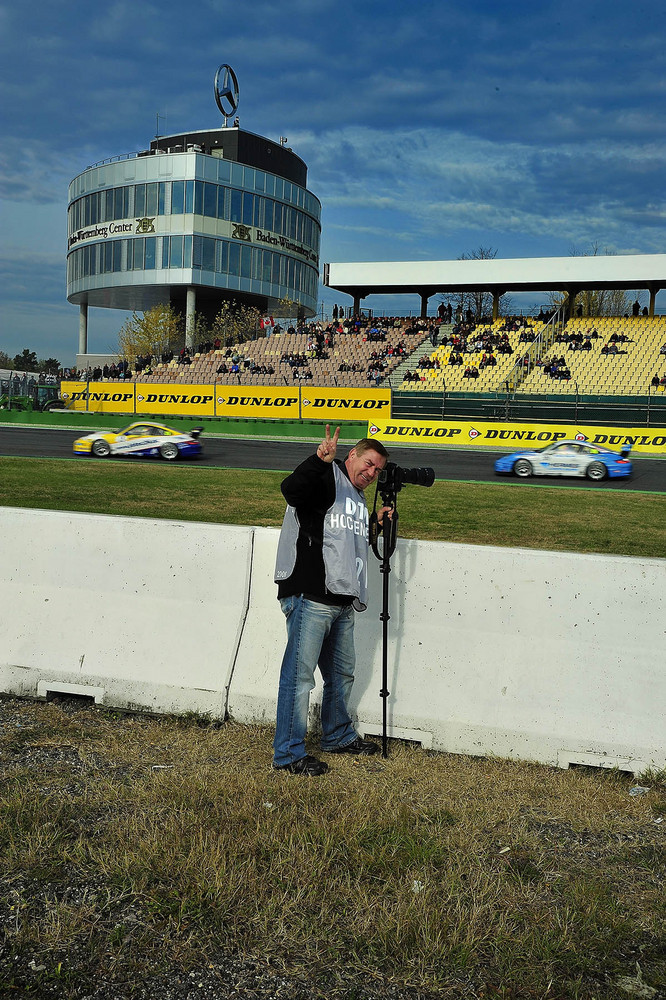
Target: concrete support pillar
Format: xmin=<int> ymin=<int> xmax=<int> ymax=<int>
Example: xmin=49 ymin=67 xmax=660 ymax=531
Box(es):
xmin=492 ymin=291 xmax=501 ymax=322
xmin=78 ymin=303 xmax=88 ymax=356
xmin=419 ymin=292 xmax=429 ymax=318
xmin=353 ymin=294 xmax=362 ymax=316
xmin=185 ymin=287 xmax=196 ymax=349
xmin=564 ymin=289 xmax=577 ymax=321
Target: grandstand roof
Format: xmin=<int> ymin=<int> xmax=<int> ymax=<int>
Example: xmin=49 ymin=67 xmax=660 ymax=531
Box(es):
xmin=324 ymin=253 xmax=666 ymax=298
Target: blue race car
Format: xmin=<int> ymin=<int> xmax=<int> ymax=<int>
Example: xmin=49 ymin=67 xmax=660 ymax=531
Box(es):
xmin=494 ymin=440 xmax=632 ymax=480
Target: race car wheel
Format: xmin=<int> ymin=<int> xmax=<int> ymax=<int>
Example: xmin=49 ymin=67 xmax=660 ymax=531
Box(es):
xmin=159 ymin=442 xmax=179 ymax=461
xmin=91 ymin=440 xmax=111 ymax=457
xmin=514 ymin=459 xmax=533 ymax=478
xmin=586 ymin=461 xmax=607 ymax=481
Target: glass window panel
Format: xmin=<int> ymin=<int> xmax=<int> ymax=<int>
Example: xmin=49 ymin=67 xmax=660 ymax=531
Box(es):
xmin=132 ymin=239 xmax=144 ymax=270
xmin=183 ymin=235 xmax=192 ymax=266
xmin=123 ymin=187 xmax=131 ymax=218
xmin=218 ymin=239 xmax=228 ymax=273
xmin=204 ymin=182 xmax=217 ymax=218
xmin=218 ymin=185 xmax=228 ymax=220
xmin=254 ymin=171 xmax=265 ymax=192
xmin=242 ymin=192 xmax=253 ymax=225
xmin=192 ymin=236 xmax=202 ymax=268
xmin=162 ymin=238 xmax=170 ymax=268
xmin=185 ymin=180 xmax=194 ymax=214
xmin=145 ymin=183 xmax=158 ymax=217
xmin=194 ymin=181 xmax=203 ymax=215
xmin=261 ymin=250 xmax=273 ymax=281
xmin=264 ymin=199 xmax=274 ymax=231
xmin=228 ymin=241 xmax=240 ymax=275
xmin=126 ymin=240 xmax=134 ymax=270
xmin=135 ymin=184 xmax=146 ymax=217
xmin=230 ymin=188 xmax=242 ymax=222
xmin=170 ymin=235 xmax=183 ymax=268
xmin=240 ymin=244 xmax=251 ymax=278
xmin=202 ymin=237 xmax=215 ymax=271
xmin=264 ymin=173 xmax=274 ymax=196
xmin=274 ymin=177 xmax=283 ymax=200
xmin=158 ymin=182 xmax=166 ymax=215
xmin=171 ymin=180 xmax=185 ymax=214
xmin=113 ymin=241 xmax=122 ymax=271
xmin=144 ymin=237 xmax=156 ymax=269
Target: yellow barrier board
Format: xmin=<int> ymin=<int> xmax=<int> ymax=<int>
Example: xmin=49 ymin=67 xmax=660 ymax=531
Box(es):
xmin=214 ymin=385 xmax=300 ymax=418
xmin=135 ymin=384 xmax=215 ymax=416
xmin=60 ymin=382 xmax=135 ymax=414
xmin=301 ymin=387 xmax=391 ymax=422
xmin=367 ymin=418 xmax=666 ymax=455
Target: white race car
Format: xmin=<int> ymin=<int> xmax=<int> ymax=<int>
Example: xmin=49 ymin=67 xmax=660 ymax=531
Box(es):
xmin=73 ymin=421 xmax=203 ymax=460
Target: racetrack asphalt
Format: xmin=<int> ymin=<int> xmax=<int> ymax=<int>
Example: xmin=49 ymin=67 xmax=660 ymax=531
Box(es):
xmin=1 ymin=425 xmax=665 ymax=492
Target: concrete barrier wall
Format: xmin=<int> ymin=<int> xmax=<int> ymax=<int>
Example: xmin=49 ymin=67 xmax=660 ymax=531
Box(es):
xmin=1 ymin=508 xmax=253 ymax=718
xmin=2 ymin=508 xmax=664 ymax=773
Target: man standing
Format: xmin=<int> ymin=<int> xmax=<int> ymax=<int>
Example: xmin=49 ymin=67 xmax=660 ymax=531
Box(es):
xmin=273 ymin=425 xmax=390 ymax=775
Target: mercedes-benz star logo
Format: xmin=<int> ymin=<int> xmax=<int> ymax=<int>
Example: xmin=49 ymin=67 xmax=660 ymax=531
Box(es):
xmin=214 ymin=64 xmax=239 ymax=119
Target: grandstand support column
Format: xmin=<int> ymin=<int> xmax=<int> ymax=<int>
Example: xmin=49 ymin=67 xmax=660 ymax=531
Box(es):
xmin=564 ymin=288 xmax=579 ymax=321
xmin=78 ymin=302 xmax=88 ymax=356
xmin=492 ymin=290 xmax=505 ymax=321
xmin=352 ymin=289 xmax=368 ymax=316
xmin=419 ymin=291 xmax=429 ymax=318
xmin=648 ymin=285 xmax=660 ymax=316
xmin=185 ymin=287 xmax=196 ymax=349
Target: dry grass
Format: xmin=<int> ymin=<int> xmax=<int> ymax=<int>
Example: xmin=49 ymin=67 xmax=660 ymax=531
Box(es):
xmin=1 ymin=699 xmax=664 ymax=998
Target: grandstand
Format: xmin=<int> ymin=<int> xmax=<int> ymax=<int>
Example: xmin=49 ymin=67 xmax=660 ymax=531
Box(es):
xmin=79 ymin=314 xmax=666 ymax=426
xmin=123 ymin=319 xmax=430 ymax=389
xmin=396 ymin=315 xmax=666 ymax=397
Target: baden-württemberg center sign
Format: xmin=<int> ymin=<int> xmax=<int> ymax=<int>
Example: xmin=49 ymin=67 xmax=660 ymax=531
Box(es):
xmin=67 ymin=65 xmax=321 ymax=358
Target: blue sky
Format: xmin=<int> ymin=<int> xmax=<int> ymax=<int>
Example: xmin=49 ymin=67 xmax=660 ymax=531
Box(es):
xmin=1 ymin=0 xmax=666 ymax=365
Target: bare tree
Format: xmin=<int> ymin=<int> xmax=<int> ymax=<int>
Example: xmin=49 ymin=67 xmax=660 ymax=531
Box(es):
xmin=441 ymin=247 xmax=509 ymax=322
xmin=548 ymin=242 xmax=632 ymax=317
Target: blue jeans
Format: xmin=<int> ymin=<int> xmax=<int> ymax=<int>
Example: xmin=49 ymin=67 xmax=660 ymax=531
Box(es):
xmin=273 ymin=595 xmax=358 ymax=766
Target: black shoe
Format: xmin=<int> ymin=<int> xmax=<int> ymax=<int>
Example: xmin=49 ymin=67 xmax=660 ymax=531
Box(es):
xmin=273 ymin=754 xmax=329 ymax=776
xmin=324 ymin=736 xmax=379 ymax=756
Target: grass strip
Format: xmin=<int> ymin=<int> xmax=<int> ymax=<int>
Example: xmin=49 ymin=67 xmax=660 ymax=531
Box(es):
xmin=1 ymin=456 xmax=665 ymax=557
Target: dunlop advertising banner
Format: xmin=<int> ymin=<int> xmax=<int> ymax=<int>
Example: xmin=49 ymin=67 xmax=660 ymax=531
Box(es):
xmin=60 ymin=383 xmax=135 ymax=414
xmin=213 ymin=386 xmax=300 ymax=418
xmin=366 ymin=418 xmax=666 ymax=455
xmin=301 ymin=386 xmax=391 ymax=422
xmin=135 ymin=384 xmax=215 ymax=417
xmin=60 ymin=383 xmax=392 ymax=421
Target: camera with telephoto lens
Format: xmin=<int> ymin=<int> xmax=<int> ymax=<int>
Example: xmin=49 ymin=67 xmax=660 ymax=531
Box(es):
xmin=377 ymin=462 xmax=435 ymax=497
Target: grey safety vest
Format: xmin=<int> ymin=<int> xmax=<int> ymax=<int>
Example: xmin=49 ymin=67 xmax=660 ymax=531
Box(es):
xmin=274 ymin=462 xmax=370 ymax=611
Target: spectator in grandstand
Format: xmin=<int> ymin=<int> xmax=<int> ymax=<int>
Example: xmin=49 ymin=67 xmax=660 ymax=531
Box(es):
xmin=661 ymin=376 xmax=666 ymax=386
xmin=632 ymin=300 xmax=640 ymax=316
xmin=582 ymin=339 xmax=592 ymax=351
xmin=659 ymin=343 xmax=666 ymax=355
xmin=651 ymin=375 xmax=660 ymax=387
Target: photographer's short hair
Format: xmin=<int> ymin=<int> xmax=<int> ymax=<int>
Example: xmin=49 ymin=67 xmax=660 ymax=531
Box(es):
xmin=353 ymin=438 xmax=389 ymax=459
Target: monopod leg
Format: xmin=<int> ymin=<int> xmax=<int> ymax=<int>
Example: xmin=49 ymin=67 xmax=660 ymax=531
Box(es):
xmin=379 ymin=515 xmax=392 ymax=758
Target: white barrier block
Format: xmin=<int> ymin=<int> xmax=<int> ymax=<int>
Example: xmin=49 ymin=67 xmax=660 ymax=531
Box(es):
xmin=1 ymin=508 xmax=253 ymax=717
xmin=351 ymin=539 xmax=666 ymax=769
